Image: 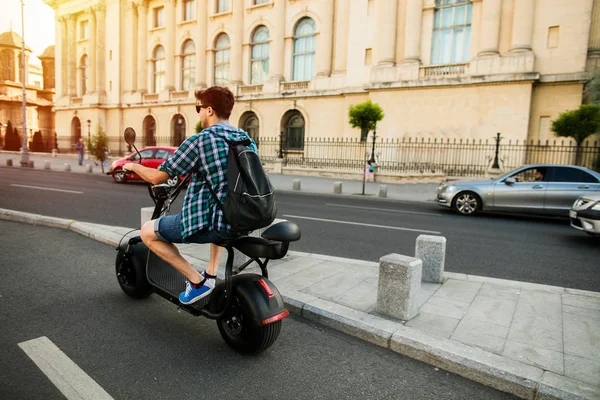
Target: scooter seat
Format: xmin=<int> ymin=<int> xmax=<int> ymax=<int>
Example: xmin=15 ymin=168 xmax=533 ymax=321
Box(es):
xmin=233 ymin=237 xmax=290 ymax=260
xmin=261 ymin=221 xmax=301 ymax=242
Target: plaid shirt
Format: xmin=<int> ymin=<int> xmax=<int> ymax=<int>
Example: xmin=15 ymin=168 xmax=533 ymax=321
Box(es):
xmin=158 ymin=122 xmax=257 ymax=241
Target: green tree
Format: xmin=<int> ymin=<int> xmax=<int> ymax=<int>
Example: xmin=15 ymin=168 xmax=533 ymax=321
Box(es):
xmin=551 ymin=104 xmax=600 ymax=165
xmin=348 ymin=99 xmax=384 ymax=142
xmin=86 ymin=125 xmax=109 ymax=173
xmin=195 ymin=120 xmax=203 ymax=133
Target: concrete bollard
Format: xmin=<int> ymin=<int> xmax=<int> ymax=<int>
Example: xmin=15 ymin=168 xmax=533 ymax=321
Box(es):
xmin=141 ymin=207 xmax=154 ymax=227
xmin=64 ymin=163 xmax=71 ymax=172
xmin=44 ymin=160 xmax=51 ymax=170
xmin=292 ymin=179 xmax=301 ymax=191
xmin=86 ymin=164 xmax=93 ymax=173
xmin=415 ymin=235 xmax=446 ymax=284
xmin=27 ymin=161 xmax=34 ymax=168
xmin=333 ymin=182 xmax=342 ymax=194
xmin=378 ymin=185 xmax=388 ymax=198
xmin=6 ymin=159 xmax=13 ymax=167
xmin=376 ymin=253 xmax=422 ymax=321
xmin=52 ymin=149 xmax=58 ymax=158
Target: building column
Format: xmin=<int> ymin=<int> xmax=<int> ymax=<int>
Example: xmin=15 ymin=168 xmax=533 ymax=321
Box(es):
xmin=66 ymin=14 xmax=76 ymax=96
xmin=125 ymin=1 xmax=138 ymax=92
xmin=316 ymin=0 xmax=334 ymax=76
xmin=510 ymin=0 xmax=534 ymax=52
xmin=376 ymin=0 xmax=398 ymax=65
xmin=165 ymin=0 xmax=176 ymax=90
xmin=93 ymin=3 xmax=106 ymax=94
xmin=88 ymin=7 xmax=97 ymax=93
xmin=269 ymin=0 xmax=286 ymax=81
xmin=478 ymin=0 xmax=502 ymax=56
xmin=195 ymin=0 xmax=207 ymax=88
xmin=403 ymin=0 xmax=423 ymax=63
xmin=332 ymin=0 xmax=349 ymax=74
xmin=230 ymin=0 xmax=244 ymax=84
xmin=136 ymin=0 xmax=148 ymax=92
xmin=56 ymin=16 xmax=67 ymax=97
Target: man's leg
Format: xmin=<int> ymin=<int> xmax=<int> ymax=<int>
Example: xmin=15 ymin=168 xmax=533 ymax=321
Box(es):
xmin=205 ymin=244 xmax=223 ymax=276
xmin=140 ymin=220 xmax=204 ymax=284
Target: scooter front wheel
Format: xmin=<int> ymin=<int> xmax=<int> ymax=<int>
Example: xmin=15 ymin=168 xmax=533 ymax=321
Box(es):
xmin=115 ymin=249 xmax=153 ymax=299
xmin=217 ymin=295 xmax=282 ymax=354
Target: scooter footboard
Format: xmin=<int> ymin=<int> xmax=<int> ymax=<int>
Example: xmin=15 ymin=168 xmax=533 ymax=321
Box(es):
xmin=209 ymin=274 xmax=287 ymax=326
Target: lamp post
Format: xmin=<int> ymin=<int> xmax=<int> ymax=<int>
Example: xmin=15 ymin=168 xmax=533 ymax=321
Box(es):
xmin=491 ymin=132 xmax=502 ymax=169
xmin=19 ymin=0 xmax=29 ymax=167
xmin=86 ymin=119 xmax=91 ymax=159
xmin=0 ymin=122 xmax=5 ymax=150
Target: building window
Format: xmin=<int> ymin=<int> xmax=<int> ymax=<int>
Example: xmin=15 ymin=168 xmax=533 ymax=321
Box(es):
xmin=181 ymin=40 xmax=195 ymax=90
xmin=365 ymin=48 xmax=372 ymax=65
xmin=154 ymin=7 xmax=165 ymax=28
xmin=183 ymin=0 xmax=195 ymax=21
xmin=0 ymin=49 xmax=14 ymax=81
xmin=171 ymin=114 xmax=186 ymax=146
xmin=153 ymin=45 xmax=165 ymax=92
xmin=282 ymin=110 xmax=305 ymax=151
xmin=80 ymin=20 xmax=89 ymax=39
xmin=214 ymin=33 xmax=230 ymax=86
xmin=217 ymin=0 xmax=230 ymax=13
xmin=250 ymin=26 xmax=269 ymax=84
xmin=71 ymin=117 xmax=81 ymax=142
xmin=547 ymin=26 xmax=559 ymax=49
xmin=240 ymin=111 xmax=260 ymax=147
xmin=79 ymin=54 xmax=88 ymax=95
xmin=431 ymin=0 xmax=472 ymax=65
xmin=143 ymin=115 xmax=157 ymax=146
xmin=292 ymin=18 xmax=316 ymax=82
xmin=254 ymin=0 xmax=269 ymax=5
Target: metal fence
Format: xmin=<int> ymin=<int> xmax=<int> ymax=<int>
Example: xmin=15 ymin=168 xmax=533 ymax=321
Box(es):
xmin=257 ymin=137 xmax=600 ymax=177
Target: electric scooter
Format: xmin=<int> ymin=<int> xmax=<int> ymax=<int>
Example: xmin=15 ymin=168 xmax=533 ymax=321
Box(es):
xmin=107 ymin=128 xmax=301 ymax=354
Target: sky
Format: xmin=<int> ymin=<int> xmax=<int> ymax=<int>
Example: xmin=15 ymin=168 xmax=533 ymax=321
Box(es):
xmin=0 ymin=0 xmax=56 ymax=65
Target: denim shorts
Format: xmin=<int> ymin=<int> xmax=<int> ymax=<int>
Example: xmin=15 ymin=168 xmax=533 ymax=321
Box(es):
xmin=154 ymin=214 xmax=239 ymax=245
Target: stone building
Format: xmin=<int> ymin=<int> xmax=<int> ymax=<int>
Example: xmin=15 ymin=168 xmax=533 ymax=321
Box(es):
xmin=43 ymin=0 xmax=599 ymax=158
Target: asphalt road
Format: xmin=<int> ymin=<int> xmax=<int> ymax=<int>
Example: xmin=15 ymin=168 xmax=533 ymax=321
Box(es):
xmin=1 ymin=167 xmax=599 ymax=291
xmin=0 ymin=221 xmax=515 ymax=400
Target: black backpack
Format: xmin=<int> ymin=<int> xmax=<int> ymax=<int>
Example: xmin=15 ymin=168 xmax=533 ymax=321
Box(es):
xmin=203 ymin=138 xmax=277 ymax=232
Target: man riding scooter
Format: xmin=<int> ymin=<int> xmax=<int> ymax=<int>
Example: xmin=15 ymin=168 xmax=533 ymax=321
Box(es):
xmin=123 ymin=86 xmax=257 ymax=304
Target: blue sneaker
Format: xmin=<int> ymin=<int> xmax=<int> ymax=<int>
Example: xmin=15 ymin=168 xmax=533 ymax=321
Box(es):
xmin=179 ymin=273 xmax=215 ymax=305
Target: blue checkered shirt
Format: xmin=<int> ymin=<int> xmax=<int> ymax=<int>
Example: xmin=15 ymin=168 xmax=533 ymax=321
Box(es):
xmin=158 ymin=122 xmax=257 ymax=240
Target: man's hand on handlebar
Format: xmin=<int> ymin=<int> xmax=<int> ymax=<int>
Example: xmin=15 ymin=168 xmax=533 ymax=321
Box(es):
xmin=123 ymin=162 xmax=138 ymax=174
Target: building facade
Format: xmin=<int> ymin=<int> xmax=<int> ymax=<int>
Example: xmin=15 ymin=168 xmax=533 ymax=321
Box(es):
xmin=0 ymin=31 xmax=55 ymax=149
xmin=44 ymin=0 xmax=599 ymax=158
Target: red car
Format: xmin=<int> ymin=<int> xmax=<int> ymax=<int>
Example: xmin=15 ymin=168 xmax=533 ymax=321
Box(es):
xmin=110 ymin=146 xmax=178 ymax=183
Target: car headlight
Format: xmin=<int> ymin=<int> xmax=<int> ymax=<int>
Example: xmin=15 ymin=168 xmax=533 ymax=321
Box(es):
xmin=441 ymin=185 xmax=457 ymax=194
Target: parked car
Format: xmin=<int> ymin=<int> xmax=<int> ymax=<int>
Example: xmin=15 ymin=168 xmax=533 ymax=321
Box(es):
xmin=436 ymin=164 xmax=600 ymax=216
xmin=110 ymin=146 xmax=177 ymax=183
xmin=570 ymin=194 xmax=600 ymax=236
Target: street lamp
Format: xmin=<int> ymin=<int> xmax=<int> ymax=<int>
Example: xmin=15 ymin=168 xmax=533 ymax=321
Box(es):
xmin=87 ymin=119 xmax=91 ymax=159
xmin=19 ymin=0 xmax=29 ymax=167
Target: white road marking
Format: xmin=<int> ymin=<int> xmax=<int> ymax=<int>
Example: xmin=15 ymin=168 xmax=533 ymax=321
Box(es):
xmin=10 ymin=184 xmax=83 ymax=194
xmin=18 ymin=336 xmax=114 ymax=400
xmin=283 ymin=214 xmax=442 ymax=234
xmin=326 ymin=203 xmax=440 ymax=216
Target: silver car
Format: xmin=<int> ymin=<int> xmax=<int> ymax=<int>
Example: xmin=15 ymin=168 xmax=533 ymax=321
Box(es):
xmin=436 ymin=164 xmax=600 ymax=216
xmin=570 ymin=194 xmax=600 ymax=236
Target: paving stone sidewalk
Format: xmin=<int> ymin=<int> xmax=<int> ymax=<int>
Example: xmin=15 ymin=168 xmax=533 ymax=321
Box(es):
xmin=1 ymin=208 xmax=599 ymax=399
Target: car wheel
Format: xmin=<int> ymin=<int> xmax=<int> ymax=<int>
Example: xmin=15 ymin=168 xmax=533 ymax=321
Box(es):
xmin=112 ymin=168 xmax=127 ymax=184
xmin=452 ymin=191 xmax=481 ymax=215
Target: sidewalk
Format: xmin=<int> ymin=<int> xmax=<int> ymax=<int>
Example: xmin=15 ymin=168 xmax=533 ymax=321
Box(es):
xmin=1 ymin=207 xmax=598 ymax=400
xmin=0 ymin=151 xmax=438 ymax=203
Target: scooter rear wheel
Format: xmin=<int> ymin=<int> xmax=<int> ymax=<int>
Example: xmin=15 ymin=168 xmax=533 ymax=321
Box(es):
xmin=115 ymin=250 xmax=153 ymax=299
xmin=217 ymin=295 xmax=282 ymax=354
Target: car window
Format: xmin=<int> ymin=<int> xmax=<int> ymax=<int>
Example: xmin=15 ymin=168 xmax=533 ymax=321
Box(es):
xmin=549 ymin=167 xmax=599 ymax=183
xmin=510 ymin=167 xmax=547 ymax=182
xmin=155 ymin=149 xmax=171 ymax=159
xmin=131 ymin=149 xmax=155 ymax=160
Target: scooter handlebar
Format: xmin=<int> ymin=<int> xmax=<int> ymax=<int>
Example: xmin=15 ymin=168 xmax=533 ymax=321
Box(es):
xmin=106 ymin=168 xmax=130 ymax=176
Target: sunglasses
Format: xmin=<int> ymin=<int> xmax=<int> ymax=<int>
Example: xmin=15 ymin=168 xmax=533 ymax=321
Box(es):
xmin=196 ymin=104 xmax=209 ymax=113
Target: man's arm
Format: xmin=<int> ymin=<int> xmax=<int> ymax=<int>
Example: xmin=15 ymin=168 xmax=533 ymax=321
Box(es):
xmin=123 ymin=162 xmax=169 ymax=185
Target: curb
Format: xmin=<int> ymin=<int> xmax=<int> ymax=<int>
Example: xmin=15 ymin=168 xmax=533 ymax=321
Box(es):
xmin=1 ymin=208 xmax=598 ymax=400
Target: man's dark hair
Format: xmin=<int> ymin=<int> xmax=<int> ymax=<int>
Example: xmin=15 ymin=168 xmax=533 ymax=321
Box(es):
xmin=194 ymin=86 xmax=235 ymax=119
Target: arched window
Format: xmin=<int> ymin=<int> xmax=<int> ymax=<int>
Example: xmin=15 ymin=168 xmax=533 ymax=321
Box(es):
xmin=181 ymin=40 xmax=195 ymax=90
xmin=250 ymin=26 xmax=269 ymax=84
xmin=240 ymin=111 xmax=259 ymax=147
xmin=171 ymin=114 xmax=186 ymax=146
xmin=282 ymin=110 xmax=305 ymax=151
xmin=71 ymin=117 xmax=81 ymax=143
xmin=214 ymin=34 xmax=230 ymax=86
xmin=143 ymin=115 xmax=156 ymax=146
xmin=0 ymin=50 xmax=14 ymax=81
xmin=153 ymin=46 xmax=165 ymax=93
xmin=292 ymin=18 xmax=316 ymax=82
xmin=79 ymin=54 xmax=88 ymax=95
